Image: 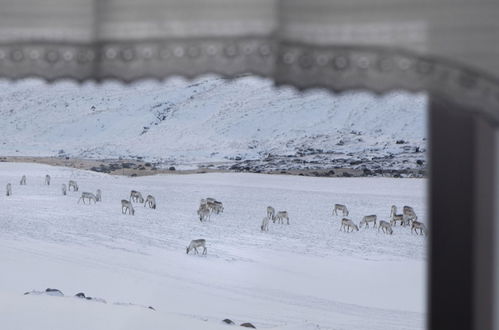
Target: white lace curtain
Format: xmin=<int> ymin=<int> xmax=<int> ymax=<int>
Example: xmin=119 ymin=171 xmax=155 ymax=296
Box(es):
xmin=0 ymin=0 xmax=498 ymax=118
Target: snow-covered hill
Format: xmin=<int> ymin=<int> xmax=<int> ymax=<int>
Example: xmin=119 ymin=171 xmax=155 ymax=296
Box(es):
xmin=0 ymin=163 xmax=426 ymax=330
xmin=0 ymin=76 xmax=427 ymax=175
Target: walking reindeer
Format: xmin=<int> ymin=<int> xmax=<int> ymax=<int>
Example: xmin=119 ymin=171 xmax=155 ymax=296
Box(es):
xmin=390 ymin=205 xmax=404 ymax=226
xmin=359 ymin=215 xmax=377 ymax=228
xmin=6 ymin=183 xmax=12 ymax=196
xmin=143 ymin=195 xmax=156 ymax=209
xmin=45 ymin=174 xmax=51 ymax=186
xmin=20 ymin=175 xmax=26 ymax=185
xmin=78 ymin=192 xmax=97 ymax=204
xmin=121 ymin=199 xmax=135 ymax=215
xmin=411 ymin=220 xmax=428 ymax=236
xmin=130 ymin=190 xmax=144 ymax=203
xmin=274 ymin=211 xmax=290 ymax=225
xmin=68 ymin=180 xmax=78 ymax=192
xmin=333 ymin=204 xmax=349 ymax=216
xmin=378 ymin=220 xmax=393 ymax=235
xmin=402 ymin=205 xmax=417 ymax=226
xmin=340 ymin=218 xmax=359 ymax=232
xmin=186 ymin=239 xmax=207 ymax=255
xmin=96 ymin=189 xmax=102 ymax=202
xmin=61 ymin=183 xmax=67 ymax=195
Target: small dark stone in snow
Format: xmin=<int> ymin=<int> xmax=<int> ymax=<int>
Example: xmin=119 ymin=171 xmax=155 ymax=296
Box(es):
xmin=75 ymin=292 xmax=86 ymax=298
xmin=148 ymin=306 xmax=156 ymax=311
xmin=169 ymin=166 xmax=176 ymax=171
xmin=240 ymin=322 xmax=256 ymax=328
xmin=45 ymin=288 xmax=63 ymax=296
xmin=222 ymin=319 xmax=235 ymax=325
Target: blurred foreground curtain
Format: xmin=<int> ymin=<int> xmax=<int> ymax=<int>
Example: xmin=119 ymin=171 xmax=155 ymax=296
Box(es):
xmin=0 ymin=0 xmax=498 ymax=119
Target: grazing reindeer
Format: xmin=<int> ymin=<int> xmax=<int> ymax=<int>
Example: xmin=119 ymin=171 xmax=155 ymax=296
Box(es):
xmin=95 ymin=189 xmax=102 ymax=202
xmin=20 ymin=175 xmax=26 ymax=185
xmin=333 ymin=204 xmax=349 ymax=216
xmin=197 ymin=204 xmax=211 ymax=222
xmin=121 ymin=199 xmax=135 ymax=215
xmin=378 ymin=220 xmax=393 ymax=235
xmin=261 ymin=216 xmax=270 ymax=232
xmin=186 ymin=239 xmax=207 ymax=255
xmin=211 ymin=200 xmax=224 ymax=214
xmin=45 ymin=174 xmax=51 ymax=186
xmin=390 ymin=205 xmax=404 ymax=226
xmin=130 ymin=190 xmax=144 ymax=203
xmin=6 ymin=183 xmax=12 ymax=196
xmin=61 ymin=184 xmax=67 ymax=195
xmin=411 ymin=220 xmax=428 ymax=236
xmin=340 ymin=218 xmax=359 ymax=232
xmin=78 ymin=192 xmax=97 ymax=204
xmin=403 ymin=205 xmax=417 ymax=226
xmin=267 ymin=206 xmax=275 ymax=220
xmin=144 ymin=195 xmax=156 ymax=209
xmin=205 ymin=198 xmax=223 ymax=214
xmin=360 ymin=215 xmax=377 ymax=228
xmin=274 ymin=211 xmax=290 ymax=224
xmin=68 ymin=180 xmax=78 ymax=192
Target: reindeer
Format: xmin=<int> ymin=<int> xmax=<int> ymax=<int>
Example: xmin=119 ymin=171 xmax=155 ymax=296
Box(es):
xmin=186 ymin=239 xmax=207 ymax=255
xmin=333 ymin=204 xmax=349 ymax=216
xmin=197 ymin=204 xmax=211 ymax=222
xmin=68 ymin=180 xmax=78 ymax=192
xmin=378 ymin=220 xmax=393 ymax=235
xmin=20 ymin=175 xmax=26 ymax=185
xmin=267 ymin=206 xmax=275 ymax=220
xmin=261 ymin=216 xmax=270 ymax=232
xmin=411 ymin=220 xmax=428 ymax=236
xmin=211 ymin=200 xmax=224 ymax=214
xmin=390 ymin=205 xmax=404 ymax=226
xmin=95 ymin=189 xmax=102 ymax=202
xmin=403 ymin=205 xmax=417 ymax=226
xmin=340 ymin=218 xmax=359 ymax=232
xmin=45 ymin=174 xmax=51 ymax=186
xmin=130 ymin=190 xmax=144 ymax=203
xmin=144 ymin=195 xmax=156 ymax=209
xmin=6 ymin=183 xmax=12 ymax=196
xmin=274 ymin=211 xmax=290 ymax=224
xmin=121 ymin=199 xmax=135 ymax=215
xmin=78 ymin=192 xmax=97 ymax=204
xmin=205 ymin=198 xmax=223 ymax=214
xmin=360 ymin=215 xmax=377 ymax=228
xmin=61 ymin=184 xmax=67 ymax=195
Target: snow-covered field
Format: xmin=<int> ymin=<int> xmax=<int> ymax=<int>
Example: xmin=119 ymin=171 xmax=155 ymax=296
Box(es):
xmin=0 ymin=162 xmax=427 ymax=330
xmin=0 ymin=77 xmax=427 ymax=173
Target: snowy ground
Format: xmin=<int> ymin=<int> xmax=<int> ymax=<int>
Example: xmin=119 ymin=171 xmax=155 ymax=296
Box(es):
xmin=0 ymin=163 xmax=427 ymax=330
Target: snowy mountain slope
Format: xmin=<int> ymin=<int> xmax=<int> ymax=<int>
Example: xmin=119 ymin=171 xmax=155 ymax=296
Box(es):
xmin=0 ymin=77 xmax=427 ymax=173
xmin=0 ymin=163 xmax=426 ymax=330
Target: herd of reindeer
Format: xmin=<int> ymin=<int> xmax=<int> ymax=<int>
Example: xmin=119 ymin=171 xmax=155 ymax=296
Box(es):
xmin=4 ymin=173 xmax=427 ymax=257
